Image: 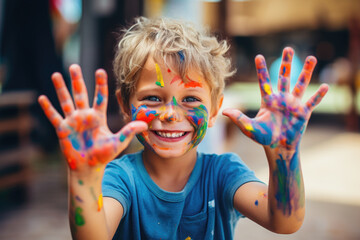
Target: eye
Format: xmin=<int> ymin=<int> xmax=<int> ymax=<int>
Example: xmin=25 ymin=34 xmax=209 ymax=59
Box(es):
xmin=183 ymin=96 xmax=200 ymax=103
xmin=143 ymin=96 xmax=161 ymax=102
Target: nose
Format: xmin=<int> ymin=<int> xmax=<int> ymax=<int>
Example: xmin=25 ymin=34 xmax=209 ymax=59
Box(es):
xmin=159 ymin=97 xmax=182 ymax=122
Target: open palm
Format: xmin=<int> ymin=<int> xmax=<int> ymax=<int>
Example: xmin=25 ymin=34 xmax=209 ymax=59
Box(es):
xmin=38 ymin=65 xmax=147 ymax=171
xmin=223 ymin=47 xmax=329 ymax=149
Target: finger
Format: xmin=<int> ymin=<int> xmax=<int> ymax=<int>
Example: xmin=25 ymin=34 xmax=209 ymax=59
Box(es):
xmin=51 ymin=72 xmax=75 ymax=117
xmin=305 ymin=84 xmax=329 ymax=112
xmin=70 ymin=64 xmax=90 ymax=109
xmin=222 ymin=108 xmax=254 ymax=136
xmin=38 ymin=95 xmax=63 ymax=129
xmin=116 ymin=120 xmax=148 ymax=147
xmin=255 ymin=55 xmax=273 ymax=98
xmin=278 ymin=47 xmax=294 ymax=93
xmin=292 ymin=56 xmax=317 ymax=99
xmin=93 ymin=69 xmax=108 ymax=113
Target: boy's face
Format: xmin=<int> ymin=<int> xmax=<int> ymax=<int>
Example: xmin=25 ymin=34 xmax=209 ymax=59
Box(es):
xmin=127 ymin=57 xmax=221 ymax=158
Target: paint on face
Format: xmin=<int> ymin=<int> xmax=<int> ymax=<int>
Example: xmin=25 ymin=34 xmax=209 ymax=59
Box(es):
xmin=185 ymin=104 xmax=208 ymax=149
xmin=131 ymin=102 xmax=208 ymax=152
xmin=131 ymin=104 xmax=159 ymax=124
xmin=155 ymin=63 xmax=164 ymax=87
xmin=170 ymin=75 xmax=202 ymax=89
xmin=75 ymin=207 xmax=85 ymax=226
xmin=158 ymin=97 xmax=179 ymax=122
xmin=255 ymin=200 xmax=259 ymax=206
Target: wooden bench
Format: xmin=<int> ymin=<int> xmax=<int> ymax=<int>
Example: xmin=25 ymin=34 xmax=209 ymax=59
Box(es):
xmin=0 ymin=90 xmax=39 ymax=204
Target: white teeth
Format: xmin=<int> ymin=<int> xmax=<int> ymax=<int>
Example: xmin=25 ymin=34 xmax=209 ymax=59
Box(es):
xmin=156 ymin=131 xmax=185 ymax=138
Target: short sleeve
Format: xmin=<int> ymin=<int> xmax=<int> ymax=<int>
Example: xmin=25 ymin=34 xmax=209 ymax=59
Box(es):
xmin=102 ymin=160 xmax=133 ymax=218
xmin=217 ymin=153 xmax=263 ymax=212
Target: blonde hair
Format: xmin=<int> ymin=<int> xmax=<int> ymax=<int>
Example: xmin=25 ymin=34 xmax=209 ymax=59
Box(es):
xmin=113 ymin=17 xmax=235 ymax=113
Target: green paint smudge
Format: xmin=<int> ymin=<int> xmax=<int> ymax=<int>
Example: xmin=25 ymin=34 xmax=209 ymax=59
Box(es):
xmin=75 ymin=207 xmax=85 ymax=226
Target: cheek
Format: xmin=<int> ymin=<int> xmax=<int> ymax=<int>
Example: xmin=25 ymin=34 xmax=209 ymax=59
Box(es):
xmin=131 ymin=105 xmax=159 ymax=124
xmin=186 ymin=105 xmax=209 ymax=146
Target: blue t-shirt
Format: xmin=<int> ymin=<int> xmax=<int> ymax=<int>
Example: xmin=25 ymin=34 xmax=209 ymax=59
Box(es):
xmin=102 ymin=151 xmax=261 ymax=240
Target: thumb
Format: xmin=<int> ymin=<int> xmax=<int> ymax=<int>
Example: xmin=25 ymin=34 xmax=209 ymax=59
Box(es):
xmin=222 ymin=108 xmax=255 ymax=135
xmin=115 ymin=120 xmax=148 ymax=147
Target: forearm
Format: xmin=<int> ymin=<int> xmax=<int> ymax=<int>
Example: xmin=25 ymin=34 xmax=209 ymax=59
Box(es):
xmin=68 ymin=168 xmax=111 ymax=240
xmin=264 ymin=145 xmax=305 ymax=233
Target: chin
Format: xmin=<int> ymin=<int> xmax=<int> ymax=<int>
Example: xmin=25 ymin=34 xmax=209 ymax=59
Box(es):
xmin=151 ymin=146 xmax=195 ymax=159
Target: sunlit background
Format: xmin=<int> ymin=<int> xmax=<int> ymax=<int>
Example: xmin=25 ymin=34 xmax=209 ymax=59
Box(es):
xmin=0 ymin=0 xmax=359 ymax=239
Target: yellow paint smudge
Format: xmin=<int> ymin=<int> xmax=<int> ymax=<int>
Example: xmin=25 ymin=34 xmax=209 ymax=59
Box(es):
xmin=244 ymin=123 xmax=254 ymax=132
xmin=185 ymin=237 xmax=192 ymax=240
xmin=97 ymin=193 xmax=103 ymax=212
xmin=155 ymin=63 xmax=164 ymax=87
xmin=263 ymin=83 xmax=271 ymax=95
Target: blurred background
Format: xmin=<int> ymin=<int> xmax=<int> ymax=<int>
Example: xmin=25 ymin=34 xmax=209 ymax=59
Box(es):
xmin=0 ymin=0 xmax=359 ymax=239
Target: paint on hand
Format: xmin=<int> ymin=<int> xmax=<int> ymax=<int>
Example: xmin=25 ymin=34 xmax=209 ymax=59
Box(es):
xmin=155 ymin=63 xmax=164 ymax=87
xmin=255 ymin=200 xmax=259 ymax=206
xmin=67 ymin=158 xmax=77 ymax=170
xmin=75 ymin=207 xmax=85 ymax=226
xmin=96 ymin=92 xmax=104 ymax=105
xmin=263 ymin=83 xmax=272 ymax=95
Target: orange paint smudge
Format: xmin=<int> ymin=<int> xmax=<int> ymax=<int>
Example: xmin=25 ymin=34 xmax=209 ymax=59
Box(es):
xmin=63 ymin=104 xmax=72 ymax=113
xmin=67 ymin=158 xmax=77 ymax=170
xmin=152 ymin=144 xmax=170 ymax=151
xmin=52 ymin=117 xmax=61 ymax=127
xmin=281 ymin=63 xmax=291 ymax=77
xmin=73 ymin=80 xmax=82 ymax=92
xmin=53 ymin=78 xmax=63 ymax=89
xmin=170 ymin=75 xmax=202 ymax=88
xmin=75 ymin=100 xmax=85 ymax=108
xmin=96 ymin=75 xmax=107 ymax=85
xmin=88 ymin=157 xmax=97 ymax=166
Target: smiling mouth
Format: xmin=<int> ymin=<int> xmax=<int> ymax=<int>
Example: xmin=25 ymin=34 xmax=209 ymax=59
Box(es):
xmin=153 ymin=131 xmax=188 ymax=138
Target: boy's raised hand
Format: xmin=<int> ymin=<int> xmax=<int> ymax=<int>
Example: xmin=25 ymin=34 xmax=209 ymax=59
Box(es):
xmin=38 ymin=64 xmax=148 ymax=172
xmin=223 ymin=47 xmax=329 ymax=149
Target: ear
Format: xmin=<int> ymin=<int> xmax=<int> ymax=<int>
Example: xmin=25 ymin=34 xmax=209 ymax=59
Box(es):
xmin=116 ymin=89 xmax=131 ymax=122
xmin=208 ymin=94 xmax=224 ymax=128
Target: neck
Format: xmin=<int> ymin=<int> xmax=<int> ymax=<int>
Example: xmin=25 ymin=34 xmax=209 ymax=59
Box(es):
xmin=142 ymin=148 xmax=198 ymax=192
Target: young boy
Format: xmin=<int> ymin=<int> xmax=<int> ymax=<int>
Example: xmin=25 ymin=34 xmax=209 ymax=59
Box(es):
xmin=38 ymin=17 xmax=329 ymax=239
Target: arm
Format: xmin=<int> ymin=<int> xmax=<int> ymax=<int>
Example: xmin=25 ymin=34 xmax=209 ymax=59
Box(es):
xmin=223 ymin=47 xmax=329 ymax=233
xmin=38 ymin=64 xmax=147 ymax=239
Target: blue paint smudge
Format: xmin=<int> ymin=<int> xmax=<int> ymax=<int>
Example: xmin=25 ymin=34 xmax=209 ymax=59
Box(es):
xmin=178 ymin=51 xmax=185 ymax=63
xmin=96 ymin=92 xmax=104 ymax=105
xmin=70 ymin=135 xmax=81 ymax=150
xmin=253 ymin=122 xmax=273 ymax=145
xmin=119 ymin=133 xmax=126 ymax=142
xmin=83 ymin=131 xmax=93 ymax=148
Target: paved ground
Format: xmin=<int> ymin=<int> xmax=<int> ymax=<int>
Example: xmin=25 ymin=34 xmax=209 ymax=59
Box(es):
xmin=0 ymin=121 xmax=359 ymax=240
